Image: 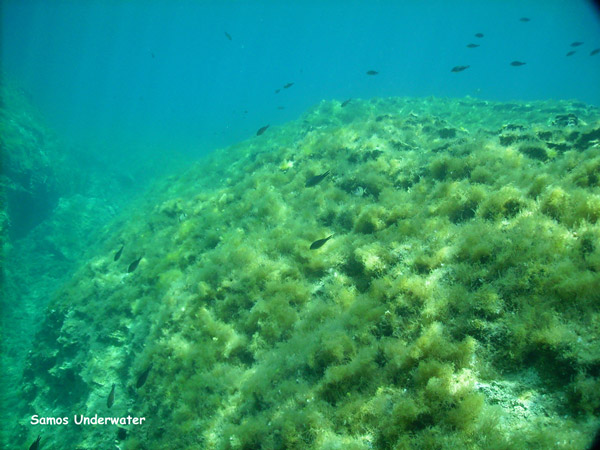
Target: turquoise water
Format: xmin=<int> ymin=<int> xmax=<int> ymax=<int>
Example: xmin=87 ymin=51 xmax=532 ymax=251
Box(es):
xmin=2 ymin=0 xmax=600 ymax=155
xmin=2 ymin=2 xmax=600 ymax=449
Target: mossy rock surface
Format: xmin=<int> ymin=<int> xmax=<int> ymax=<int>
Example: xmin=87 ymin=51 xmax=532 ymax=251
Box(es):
xmin=18 ymin=97 xmax=600 ymax=449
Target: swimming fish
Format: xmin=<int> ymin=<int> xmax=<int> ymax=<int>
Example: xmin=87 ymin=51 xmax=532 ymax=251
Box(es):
xmin=114 ymin=244 xmax=124 ymax=261
xmin=274 ymin=88 xmax=281 ymax=94
xmin=128 ymin=256 xmax=142 ymax=273
xmin=341 ymin=98 xmax=351 ymax=107
xmin=366 ymin=70 xmax=379 ymax=75
xmin=466 ymin=43 xmax=480 ymax=48
xmin=224 ymin=31 xmax=232 ymax=40
xmin=591 ymin=48 xmax=600 ymax=56
xmin=510 ymin=61 xmax=526 ymax=66
xmin=519 ymin=17 xmax=531 ymax=22
xmin=107 ymin=384 xmax=116 ymax=408
xmin=310 ymin=235 xmax=334 ymax=250
xmin=283 ymin=82 xmax=294 ymax=89
xmin=256 ymin=125 xmax=269 ymax=136
xmin=305 ymin=170 xmax=330 ymax=187
xmin=474 ymin=33 xmax=484 ymax=38
xmin=117 ymin=427 xmax=128 ymax=441
xmin=451 ymin=65 xmax=470 ymax=72
xmin=136 ymin=364 xmax=153 ymax=388
xmin=570 ymin=41 xmax=583 ymax=47
xmin=277 ymin=106 xmax=285 ymax=110
xmin=566 ymin=50 xmax=576 ymax=56
xmin=29 ymin=435 xmax=41 ymax=450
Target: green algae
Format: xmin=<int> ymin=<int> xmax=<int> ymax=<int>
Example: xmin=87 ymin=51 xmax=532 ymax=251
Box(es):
xmin=16 ymin=96 xmax=600 ymax=449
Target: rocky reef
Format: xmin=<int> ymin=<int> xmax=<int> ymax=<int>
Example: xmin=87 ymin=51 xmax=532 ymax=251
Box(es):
xmin=16 ymin=97 xmax=600 ymax=449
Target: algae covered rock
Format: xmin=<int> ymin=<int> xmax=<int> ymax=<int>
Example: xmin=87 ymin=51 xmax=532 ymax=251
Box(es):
xmin=17 ymin=97 xmax=600 ymax=449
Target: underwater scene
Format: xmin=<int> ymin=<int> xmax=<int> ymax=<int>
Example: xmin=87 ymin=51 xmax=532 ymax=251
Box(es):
xmin=2 ymin=1 xmax=600 ymax=449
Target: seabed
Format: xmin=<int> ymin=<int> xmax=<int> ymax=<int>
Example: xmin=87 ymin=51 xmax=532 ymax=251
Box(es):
xmin=4 ymin=96 xmax=600 ymax=449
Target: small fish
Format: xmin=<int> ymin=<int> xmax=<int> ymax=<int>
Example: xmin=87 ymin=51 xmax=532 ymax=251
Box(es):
xmin=277 ymin=106 xmax=285 ymax=110
xmin=29 ymin=435 xmax=41 ymax=450
xmin=310 ymin=235 xmax=334 ymax=250
xmin=341 ymin=98 xmax=351 ymax=107
xmin=366 ymin=70 xmax=378 ymax=75
xmin=305 ymin=170 xmax=330 ymax=187
xmin=570 ymin=41 xmax=583 ymax=47
xmin=466 ymin=43 xmax=480 ymax=48
xmin=117 ymin=427 xmax=128 ymax=441
xmin=256 ymin=125 xmax=269 ymax=136
xmin=519 ymin=17 xmax=530 ymax=22
xmin=107 ymin=383 xmax=116 ymax=408
xmin=510 ymin=61 xmax=526 ymax=66
xmin=128 ymin=256 xmax=142 ymax=273
xmin=283 ymin=82 xmax=294 ymax=89
xmin=114 ymin=244 xmax=124 ymax=261
xmin=566 ymin=50 xmax=576 ymax=56
xmin=591 ymin=48 xmax=600 ymax=56
xmin=474 ymin=33 xmax=484 ymax=38
xmin=274 ymin=88 xmax=281 ymax=94
xmin=224 ymin=31 xmax=232 ymax=40
xmin=451 ymin=65 xmax=470 ymax=72
xmin=136 ymin=364 xmax=153 ymax=388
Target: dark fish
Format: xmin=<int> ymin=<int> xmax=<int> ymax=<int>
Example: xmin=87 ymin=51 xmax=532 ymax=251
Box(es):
xmin=256 ymin=125 xmax=269 ymax=136
xmin=591 ymin=48 xmax=600 ymax=56
xmin=29 ymin=435 xmax=41 ymax=450
xmin=224 ymin=31 xmax=232 ymax=40
xmin=310 ymin=235 xmax=334 ymax=250
xmin=128 ymin=256 xmax=142 ymax=273
xmin=366 ymin=70 xmax=378 ymax=75
xmin=566 ymin=50 xmax=576 ymax=56
xmin=274 ymin=88 xmax=281 ymax=94
xmin=588 ymin=428 xmax=600 ymax=450
xmin=474 ymin=33 xmax=484 ymax=38
xmin=466 ymin=43 xmax=480 ymax=48
xmin=341 ymin=98 xmax=351 ymax=107
xmin=136 ymin=364 xmax=153 ymax=388
xmin=305 ymin=170 xmax=330 ymax=187
xmin=151 ymin=52 xmax=155 ymax=59
xmin=283 ymin=82 xmax=294 ymax=89
xmin=451 ymin=65 xmax=470 ymax=72
xmin=107 ymin=383 xmax=116 ymax=408
xmin=570 ymin=41 xmax=583 ymax=47
xmin=520 ymin=17 xmax=530 ymax=22
xmin=510 ymin=61 xmax=526 ymax=66
xmin=117 ymin=427 xmax=128 ymax=441
xmin=114 ymin=244 xmax=124 ymax=261
xmin=277 ymin=106 xmax=285 ymax=110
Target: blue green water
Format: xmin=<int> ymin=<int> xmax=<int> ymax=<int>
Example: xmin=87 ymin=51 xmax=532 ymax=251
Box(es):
xmin=2 ymin=0 xmax=600 ymax=156
xmin=2 ymin=2 xmax=600 ymax=449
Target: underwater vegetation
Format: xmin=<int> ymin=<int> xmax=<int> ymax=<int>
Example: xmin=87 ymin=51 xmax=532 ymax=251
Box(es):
xmin=16 ymin=96 xmax=600 ymax=449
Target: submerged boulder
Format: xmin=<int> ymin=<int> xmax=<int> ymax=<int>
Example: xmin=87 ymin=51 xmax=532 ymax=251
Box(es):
xmin=15 ymin=97 xmax=600 ymax=449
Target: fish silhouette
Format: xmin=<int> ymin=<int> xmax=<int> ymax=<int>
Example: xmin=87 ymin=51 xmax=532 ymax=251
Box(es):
xmin=107 ymin=384 xmax=116 ymax=408
xmin=256 ymin=125 xmax=269 ymax=136
xmin=451 ymin=65 xmax=470 ymax=72
xmin=29 ymin=435 xmax=41 ymax=450
xmin=114 ymin=244 xmax=124 ymax=261
xmin=310 ymin=235 xmax=334 ymax=250
xmin=128 ymin=256 xmax=142 ymax=273
xmin=136 ymin=364 xmax=153 ymax=388
xmin=305 ymin=171 xmax=330 ymax=187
